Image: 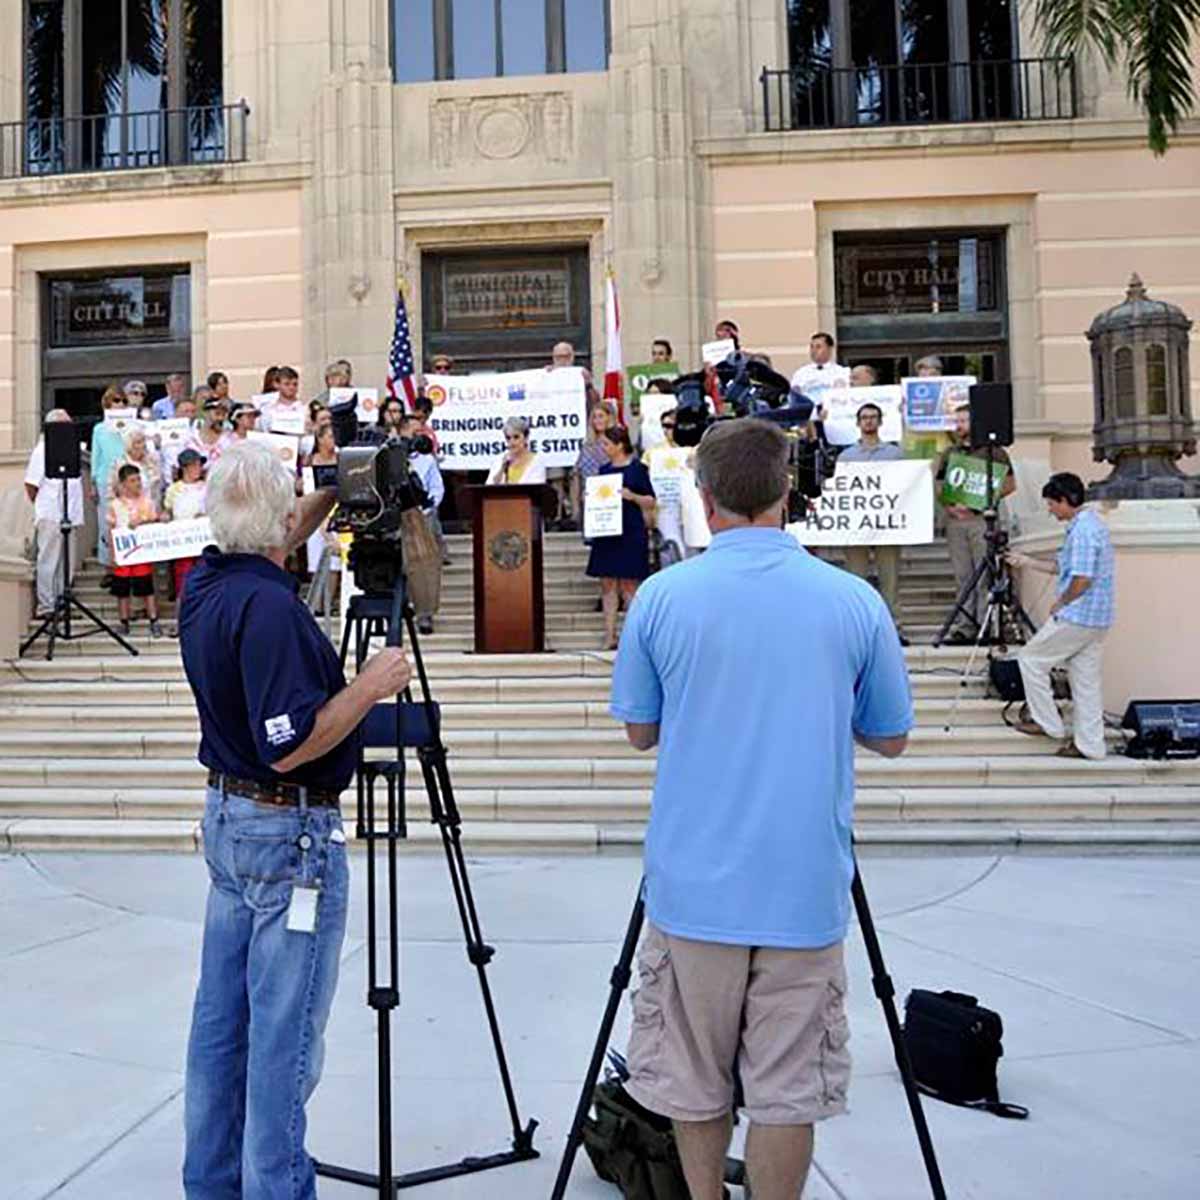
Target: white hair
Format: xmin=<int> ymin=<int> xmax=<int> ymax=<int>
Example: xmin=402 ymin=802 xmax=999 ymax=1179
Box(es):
xmin=46 ymin=408 xmax=71 ymax=423
xmin=124 ymin=427 xmax=147 ymax=451
xmin=207 ymin=442 xmax=296 ymax=555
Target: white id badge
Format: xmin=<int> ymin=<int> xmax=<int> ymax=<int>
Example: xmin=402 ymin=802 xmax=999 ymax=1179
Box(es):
xmin=287 ymin=884 xmax=319 ymax=934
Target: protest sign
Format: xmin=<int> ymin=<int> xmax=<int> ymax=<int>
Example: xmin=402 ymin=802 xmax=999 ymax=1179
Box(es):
xmin=252 ymin=391 xmax=280 ymax=409
xmin=112 ymin=517 xmax=212 ymax=567
xmin=789 ymin=460 xmax=934 ymax=546
xmin=626 ymin=361 xmax=679 ymax=416
xmin=247 ymin=430 xmax=302 ymax=469
xmin=901 ymin=375 xmax=975 ymax=433
xmin=425 ymin=367 xmax=587 ymax=470
xmin=154 ymin=417 xmax=192 ymax=447
xmin=823 ymin=385 xmax=903 ymax=446
xmin=646 ymin=446 xmax=689 ymax=556
xmin=940 ymin=451 xmax=1009 ymax=511
xmin=263 ymin=403 xmax=306 ymax=436
xmin=329 ymin=386 xmax=380 ymax=424
xmin=639 ymin=393 xmax=677 ymax=450
xmin=105 ymin=408 xmax=141 ymax=435
xmin=584 ymin=475 xmax=623 ymax=539
xmin=679 ymin=468 xmax=712 ymax=550
xmin=702 ymin=338 xmax=736 ymax=365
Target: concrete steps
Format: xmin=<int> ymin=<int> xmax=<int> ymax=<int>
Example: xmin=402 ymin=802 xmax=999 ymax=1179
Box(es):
xmin=4 ymin=534 xmax=1196 ymax=852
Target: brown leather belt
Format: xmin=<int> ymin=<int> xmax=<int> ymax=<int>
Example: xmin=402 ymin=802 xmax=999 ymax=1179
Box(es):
xmin=208 ymin=770 xmax=341 ymax=809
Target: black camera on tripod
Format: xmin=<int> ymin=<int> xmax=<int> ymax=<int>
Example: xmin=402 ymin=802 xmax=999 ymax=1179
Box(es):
xmin=318 ymin=396 xmax=433 ymax=595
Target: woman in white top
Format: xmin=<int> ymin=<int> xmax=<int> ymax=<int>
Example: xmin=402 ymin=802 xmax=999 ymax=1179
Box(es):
xmin=486 ymin=416 xmax=547 ymax=485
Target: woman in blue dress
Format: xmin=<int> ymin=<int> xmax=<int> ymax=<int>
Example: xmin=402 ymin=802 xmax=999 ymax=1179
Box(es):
xmin=586 ymin=425 xmax=656 ymax=649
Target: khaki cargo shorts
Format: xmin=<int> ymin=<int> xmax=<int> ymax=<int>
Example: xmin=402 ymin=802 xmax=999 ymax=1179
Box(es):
xmin=624 ymin=923 xmax=851 ymax=1126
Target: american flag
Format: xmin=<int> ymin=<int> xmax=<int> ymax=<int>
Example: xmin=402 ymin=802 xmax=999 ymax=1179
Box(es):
xmin=386 ymin=288 xmax=417 ymax=407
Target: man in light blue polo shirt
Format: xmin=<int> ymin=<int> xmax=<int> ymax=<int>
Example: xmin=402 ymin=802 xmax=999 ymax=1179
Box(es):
xmin=611 ymin=418 xmax=913 ymax=1200
xmin=1009 ymin=471 xmax=1115 ymax=759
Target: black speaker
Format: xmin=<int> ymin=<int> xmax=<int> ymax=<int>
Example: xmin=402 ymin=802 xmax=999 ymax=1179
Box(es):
xmin=1121 ymin=700 xmax=1200 ymax=760
xmin=969 ymin=382 xmax=1014 ymax=447
xmin=43 ymin=418 xmax=82 ymax=479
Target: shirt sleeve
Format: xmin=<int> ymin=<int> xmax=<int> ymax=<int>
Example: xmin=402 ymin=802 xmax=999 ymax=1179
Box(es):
xmin=610 ymin=589 xmax=664 ymax=725
xmin=24 ymin=443 xmax=45 ymax=490
xmin=852 ymin=607 xmax=914 ymax=739
xmin=424 ymin=459 xmax=445 ymax=509
xmin=238 ymin=596 xmax=337 ymax=766
xmin=632 ymin=461 xmax=656 ymax=498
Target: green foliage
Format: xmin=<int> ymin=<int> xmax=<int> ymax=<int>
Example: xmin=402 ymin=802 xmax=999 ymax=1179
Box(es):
xmin=1034 ymin=0 xmax=1200 ymax=153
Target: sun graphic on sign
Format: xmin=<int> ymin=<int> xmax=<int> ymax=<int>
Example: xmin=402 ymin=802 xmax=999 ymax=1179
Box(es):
xmin=427 ymin=383 xmax=448 ymax=407
xmin=595 ymin=483 xmax=617 ymax=499
xmin=663 ymin=455 xmax=682 ymax=470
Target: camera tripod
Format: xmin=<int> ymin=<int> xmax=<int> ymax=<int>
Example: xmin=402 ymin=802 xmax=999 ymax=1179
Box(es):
xmin=550 ymin=862 xmax=947 ymax=1200
xmin=21 ymin=478 xmax=138 ymax=662
xmin=313 ymin=583 xmax=538 ymax=1196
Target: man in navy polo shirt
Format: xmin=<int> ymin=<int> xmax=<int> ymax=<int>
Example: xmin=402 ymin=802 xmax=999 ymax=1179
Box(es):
xmin=611 ymin=419 xmax=913 ymax=1200
xmin=179 ymin=441 xmax=411 ymax=1200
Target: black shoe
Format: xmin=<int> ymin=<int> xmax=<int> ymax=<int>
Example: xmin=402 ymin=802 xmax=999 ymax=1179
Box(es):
xmin=417 ymin=617 xmax=434 ymax=635
xmin=898 ymin=633 xmax=911 ymax=647
xmin=149 ymin=619 xmax=164 ymax=639
xmin=100 ymin=574 xmax=114 ymax=592
xmin=120 ymin=619 xmax=131 ymax=636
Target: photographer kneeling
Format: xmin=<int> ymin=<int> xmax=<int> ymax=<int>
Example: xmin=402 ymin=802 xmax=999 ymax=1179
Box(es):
xmin=611 ymin=419 xmax=913 ymax=1200
xmin=179 ymin=441 xmax=412 ymax=1200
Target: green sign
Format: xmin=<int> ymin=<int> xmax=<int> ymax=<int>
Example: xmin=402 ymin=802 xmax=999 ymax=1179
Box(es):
xmin=625 ymin=361 xmax=679 ymax=416
xmin=941 ymin=452 xmax=1010 ymax=511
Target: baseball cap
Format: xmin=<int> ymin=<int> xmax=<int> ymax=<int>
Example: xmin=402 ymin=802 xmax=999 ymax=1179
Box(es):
xmin=177 ymin=448 xmax=206 ymax=468
xmin=203 ymin=395 xmax=229 ymax=410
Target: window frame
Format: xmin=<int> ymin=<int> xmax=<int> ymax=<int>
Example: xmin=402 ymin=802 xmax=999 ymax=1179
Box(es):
xmin=393 ymin=0 xmax=611 ymax=83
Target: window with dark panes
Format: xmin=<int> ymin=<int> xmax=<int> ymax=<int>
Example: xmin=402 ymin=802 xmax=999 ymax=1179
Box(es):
xmin=392 ymin=0 xmax=609 ymax=81
xmin=786 ymin=0 xmax=1017 ymax=126
xmin=22 ymin=0 xmax=224 ymax=173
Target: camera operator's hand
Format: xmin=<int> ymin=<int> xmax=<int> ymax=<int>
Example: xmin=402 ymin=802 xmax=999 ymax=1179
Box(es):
xmin=358 ymin=647 xmax=413 ymax=701
xmin=947 ymin=504 xmax=972 ymax=519
xmin=1005 ymin=551 xmax=1034 ymax=570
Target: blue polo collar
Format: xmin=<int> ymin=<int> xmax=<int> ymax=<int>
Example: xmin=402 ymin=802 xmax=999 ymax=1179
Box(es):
xmin=200 ymin=545 xmax=299 ymax=592
xmin=706 ymin=526 xmax=799 ymax=553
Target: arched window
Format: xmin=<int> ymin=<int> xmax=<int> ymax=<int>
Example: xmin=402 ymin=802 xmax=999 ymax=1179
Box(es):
xmin=1146 ymin=344 xmax=1168 ymax=416
xmin=1114 ymin=346 xmax=1136 ymax=419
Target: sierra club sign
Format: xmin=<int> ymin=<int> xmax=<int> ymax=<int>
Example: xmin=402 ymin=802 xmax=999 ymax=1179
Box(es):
xmin=940 ymin=452 xmax=1010 ymax=512
xmin=790 ymin=460 xmax=934 ymax=547
xmin=424 ymin=367 xmax=587 ymax=469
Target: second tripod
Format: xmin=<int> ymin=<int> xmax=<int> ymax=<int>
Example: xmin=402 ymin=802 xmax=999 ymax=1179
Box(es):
xmin=313 ymin=588 xmax=538 ymax=1196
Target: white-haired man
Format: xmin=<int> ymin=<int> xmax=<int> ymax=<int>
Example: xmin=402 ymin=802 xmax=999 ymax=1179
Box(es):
xmin=24 ymin=409 xmax=84 ymax=617
xmin=179 ymin=442 xmax=411 ymax=1200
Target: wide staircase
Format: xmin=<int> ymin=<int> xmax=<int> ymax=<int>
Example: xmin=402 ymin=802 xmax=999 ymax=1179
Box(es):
xmin=1 ymin=534 xmax=1197 ymax=853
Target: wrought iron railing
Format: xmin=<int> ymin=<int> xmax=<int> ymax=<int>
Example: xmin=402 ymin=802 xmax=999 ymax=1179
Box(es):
xmin=0 ymin=100 xmax=250 ymax=180
xmin=760 ymin=58 xmax=1076 ymax=133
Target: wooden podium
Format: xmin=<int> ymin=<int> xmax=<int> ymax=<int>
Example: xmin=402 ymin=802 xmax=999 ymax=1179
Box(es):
xmin=463 ymin=484 xmax=557 ymax=653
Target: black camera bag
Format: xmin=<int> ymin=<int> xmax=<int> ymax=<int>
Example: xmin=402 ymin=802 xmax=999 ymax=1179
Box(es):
xmin=903 ymin=990 xmax=1028 ymax=1119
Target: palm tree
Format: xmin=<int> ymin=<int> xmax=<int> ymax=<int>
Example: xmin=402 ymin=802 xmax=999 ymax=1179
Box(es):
xmin=1034 ymin=0 xmax=1200 ymax=154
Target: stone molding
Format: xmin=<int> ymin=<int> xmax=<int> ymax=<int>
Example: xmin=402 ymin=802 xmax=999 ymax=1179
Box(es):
xmin=1011 ymin=499 xmax=1200 ymax=554
xmin=430 ymin=93 xmax=574 ymax=169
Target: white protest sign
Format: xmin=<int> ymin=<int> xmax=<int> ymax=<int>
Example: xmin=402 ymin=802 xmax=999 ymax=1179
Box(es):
xmin=639 ymin=393 xmax=676 ymax=450
xmin=647 ymin=447 xmax=689 ymax=557
xmin=111 ymin=517 xmax=212 ymax=566
xmin=252 ymin=391 xmax=280 ymax=409
xmin=901 ymin=375 xmax=975 ymax=433
xmin=247 ymin=430 xmax=302 ymax=470
xmin=823 ymin=385 xmax=904 ymax=447
xmin=425 ymin=367 xmax=587 ymax=470
xmin=356 ymin=388 xmax=382 ymax=424
xmin=302 ymin=467 xmax=316 ymax=495
xmin=105 ymin=408 xmax=141 ymax=436
xmin=154 ymin=417 xmax=192 ymax=447
xmin=584 ymin=474 xmax=624 ymax=539
xmin=788 ymin=460 xmax=934 ymax=546
xmin=702 ymin=338 xmax=736 ymax=365
xmin=679 ymin=468 xmax=712 ymax=549
xmin=264 ymin=403 xmax=306 ymax=436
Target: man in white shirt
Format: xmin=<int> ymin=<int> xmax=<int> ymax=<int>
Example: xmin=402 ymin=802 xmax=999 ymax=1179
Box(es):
xmin=399 ymin=415 xmax=445 ymax=635
xmin=790 ymin=332 xmax=851 ymax=395
xmin=260 ymin=365 xmax=307 ymax=435
xmin=24 ymin=410 xmax=85 ymax=616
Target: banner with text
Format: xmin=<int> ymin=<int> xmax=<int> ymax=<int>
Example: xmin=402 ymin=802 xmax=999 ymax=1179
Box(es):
xmin=425 ymin=367 xmax=587 ymax=469
xmin=789 ymin=460 xmax=934 ymax=546
xmin=901 ymin=375 xmax=975 ymax=433
xmin=112 ymin=517 xmax=212 ymax=566
xmin=823 ymin=385 xmax=904 ymax=446
xmin=940 ymin=451 xmax=1009 ymax=511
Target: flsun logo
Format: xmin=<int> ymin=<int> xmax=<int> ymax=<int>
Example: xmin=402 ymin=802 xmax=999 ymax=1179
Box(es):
xmin=427 ymin=383 xmax=448 ymax=407
xmin=506 ymin=384 xmax=527 ymax=401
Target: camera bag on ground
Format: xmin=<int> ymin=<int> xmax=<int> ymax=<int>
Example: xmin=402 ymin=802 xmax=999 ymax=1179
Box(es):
xmin=902 ymin=989 xmax=1028 ymax=1119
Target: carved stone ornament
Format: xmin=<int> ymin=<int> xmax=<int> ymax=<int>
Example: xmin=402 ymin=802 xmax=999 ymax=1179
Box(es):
xmin=348 ymin=274 xmax=371 ymax=302
xmin=431 ymin=93 xmax=573 ymax=168
xmin=487 ymin=530 xmax=530 ymax=572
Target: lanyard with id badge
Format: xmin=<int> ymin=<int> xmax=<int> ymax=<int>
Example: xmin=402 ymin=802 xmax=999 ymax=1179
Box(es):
xmin=286 ymin=801 xmax=346 ymax=933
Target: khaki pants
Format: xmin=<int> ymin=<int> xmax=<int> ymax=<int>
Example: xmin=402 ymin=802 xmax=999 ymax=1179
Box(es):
xmin=35 ymin=519 xmax=78 ymax=613
xmin=1018 ymin=618 xmax=1107 ymax=759
xmin=842 ymin=545 xmax=902 ymax=627
xmin=945 ymin=514 xmax=986 ymax=632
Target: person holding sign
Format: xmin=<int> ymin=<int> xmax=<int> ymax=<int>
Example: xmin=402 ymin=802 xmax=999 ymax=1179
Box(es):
xmin=836 ymin=403 xmax=909 ymax=645
xmin=189 ymin=396 xmax=234 ymax=468
xmin=586 ymin=426 xmax=656 ymax=650
xmin=261 ymin=366 xmax=307 ymax=435
xmin=934 ymin=403 xmax=1016 ymax=644
xmin=108 ymin=427 xmax=164 ymax=506
xmin=109 ymin=464 xmax=164 ymax=638
xmin=573 ymin=400 xmax=619 ymax=536
xmin=229 ymin=400 xmax=261 ymax=440
xmin=163 ymin=449 xmax=209 ymax=602
xmin=486 ymin=416 xmax=548 ymax=486
xmin=90 ymin=385 xmax=128 ymax=578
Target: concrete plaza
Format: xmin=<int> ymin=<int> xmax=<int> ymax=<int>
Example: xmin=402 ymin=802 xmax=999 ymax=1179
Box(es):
xmin=2 ymin=848 xmax=1197 ymax=1200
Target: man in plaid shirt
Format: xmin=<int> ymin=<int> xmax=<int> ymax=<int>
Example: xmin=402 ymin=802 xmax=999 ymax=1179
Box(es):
xmin=1007 ymin=473 xmax=1115 ymax=759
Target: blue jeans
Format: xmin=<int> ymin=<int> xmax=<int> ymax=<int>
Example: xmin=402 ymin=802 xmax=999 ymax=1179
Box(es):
xmin=183 ymin=786 xmax=350 ymax=1200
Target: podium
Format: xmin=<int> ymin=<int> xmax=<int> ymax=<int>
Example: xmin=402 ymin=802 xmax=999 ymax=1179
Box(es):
xmin=462 ymin=484 xmax=557 ymax=653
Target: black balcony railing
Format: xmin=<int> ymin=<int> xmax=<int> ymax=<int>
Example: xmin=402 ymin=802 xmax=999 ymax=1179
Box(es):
xmin=761 ymin=58 xmax=1076 ymax=133
xmin=0 ymin=100 xmax=250 ymax=180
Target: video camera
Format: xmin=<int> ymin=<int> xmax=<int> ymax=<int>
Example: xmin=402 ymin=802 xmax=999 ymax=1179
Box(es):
xmin=670 ymin=352 xmax=836 ymax=519
xmin=318 ymin=395 xmax=433 ymax=595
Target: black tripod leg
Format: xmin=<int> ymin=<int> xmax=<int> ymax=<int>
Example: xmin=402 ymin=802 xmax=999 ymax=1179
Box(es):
xmin=851 ymin=863 xmax=947 ymax=1200
xmin=68 ymin=594 xmax=139 ymax=655
xmin=19 ymin=612 xmax=56 ymax=657
xmin=934 ymin=553 xmax=986 ymax=647
xmin=550 ymin=885 xmax=646 ymax=1200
